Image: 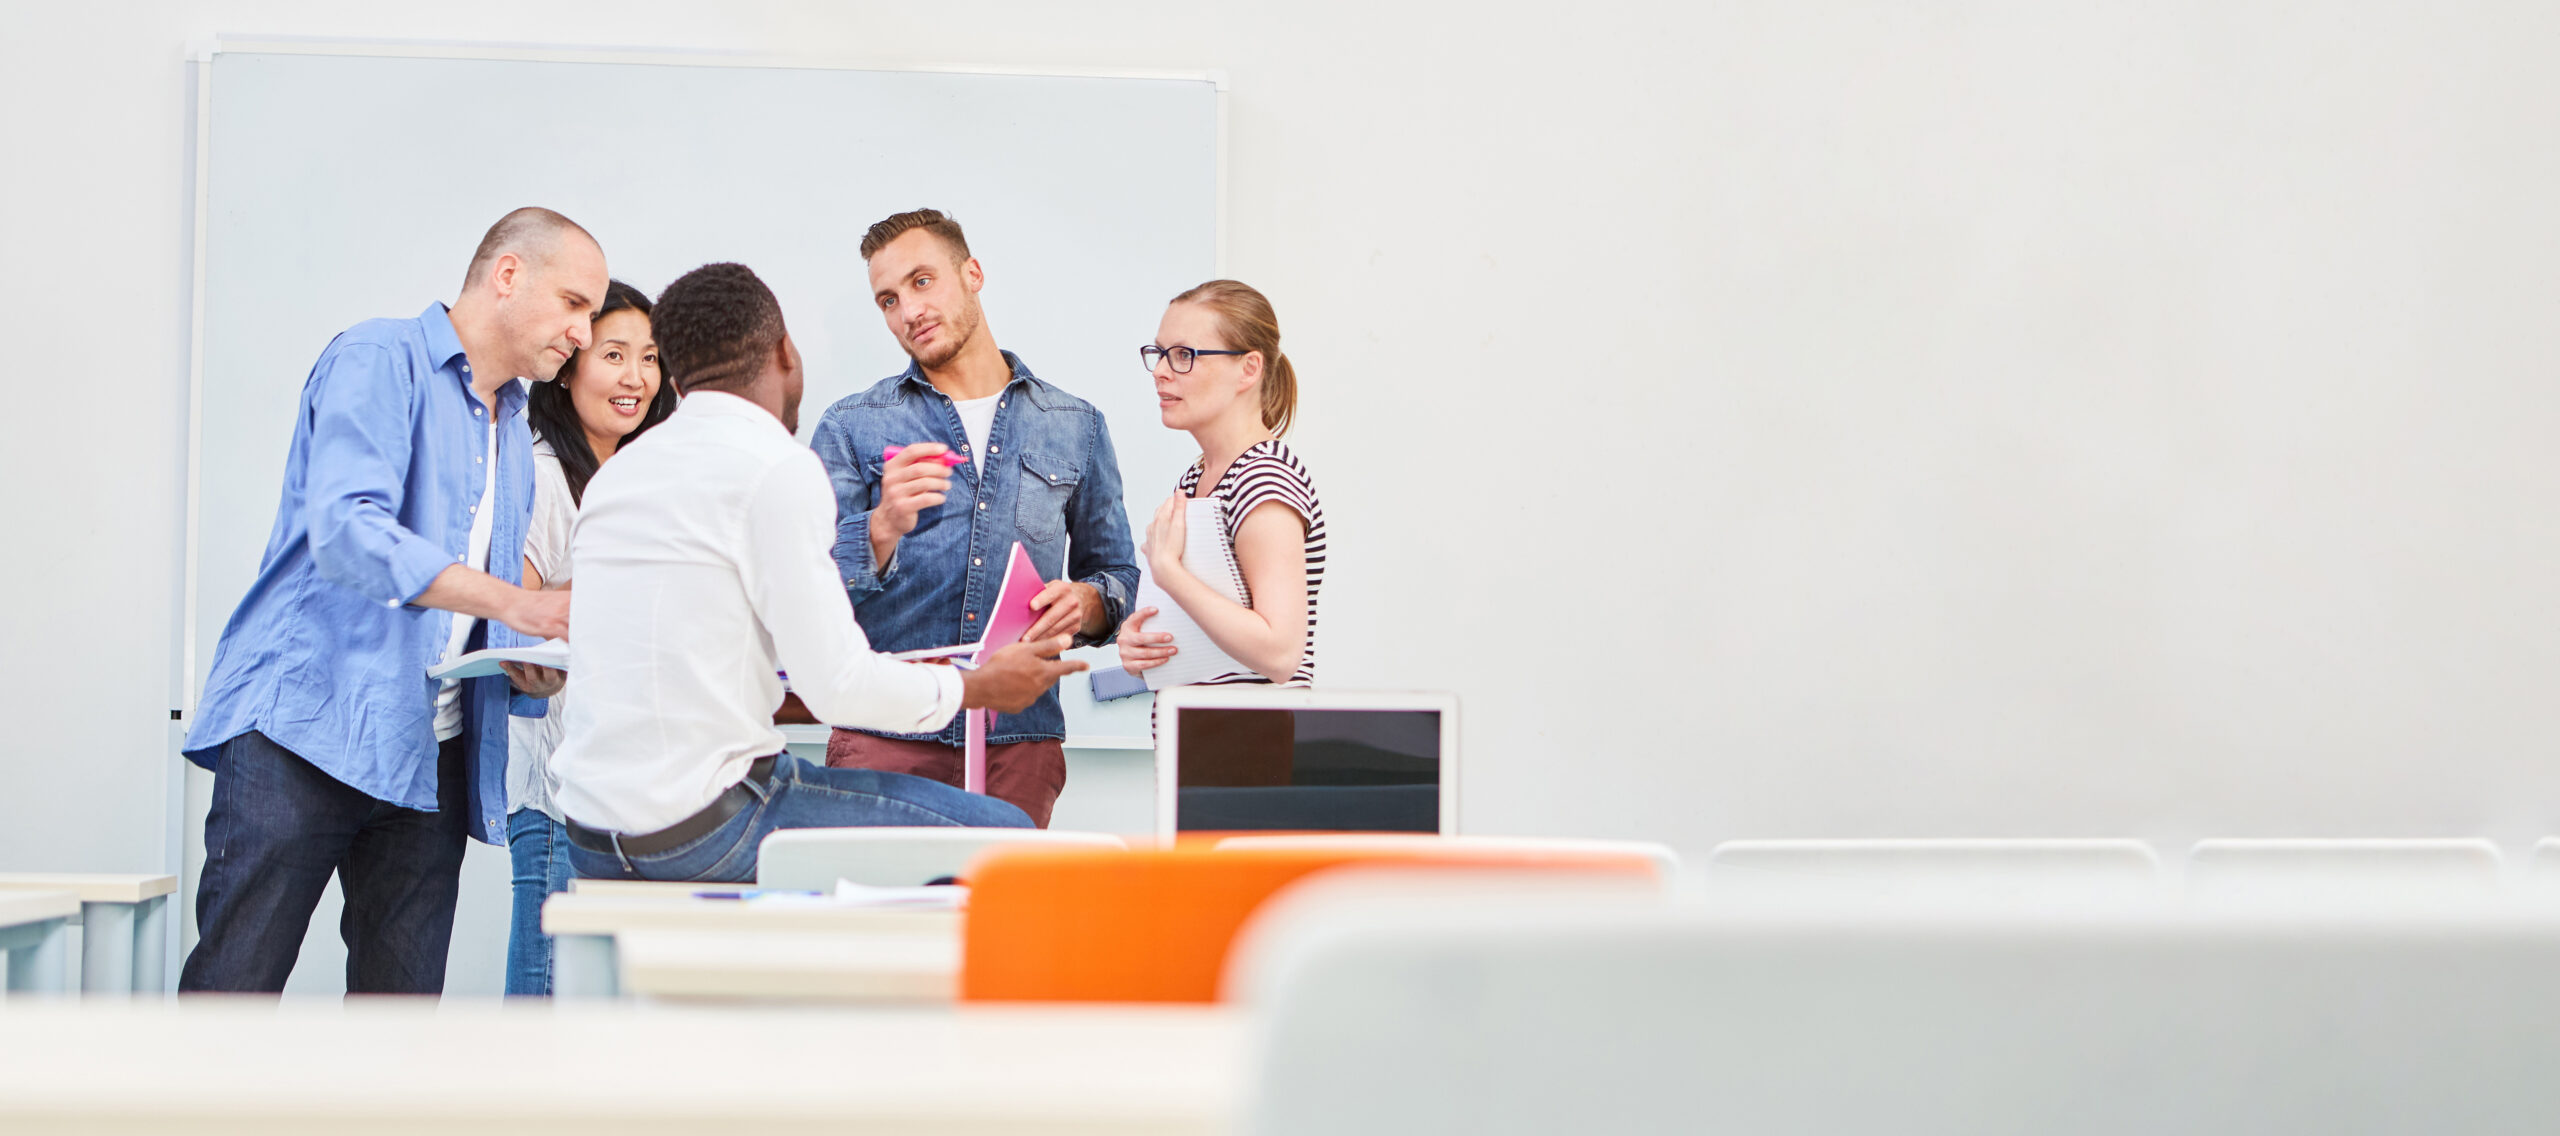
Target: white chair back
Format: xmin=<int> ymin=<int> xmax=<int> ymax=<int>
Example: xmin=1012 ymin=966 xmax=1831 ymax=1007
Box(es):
xmin=1244 ymin=900 xmax=2560 ymax=1135
xmin=1215 ymin=833 xmax=1682 ymax=883
xmin=2184 ymin=838 xmax=2503 ymax=905
xmin=2524 ymin=838 xmax=2560 ymax=895
xmin=754 ymin=827 xmax=1125 ymax=890
xmin=1705 ymin=838 xmax=2162 ymax=904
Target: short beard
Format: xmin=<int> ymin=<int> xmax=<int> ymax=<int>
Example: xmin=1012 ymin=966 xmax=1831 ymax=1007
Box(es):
xmin=910 ymin=302 xmax=981 ymax=369
xmin=781 ymin=392 xmax=800 ymax=435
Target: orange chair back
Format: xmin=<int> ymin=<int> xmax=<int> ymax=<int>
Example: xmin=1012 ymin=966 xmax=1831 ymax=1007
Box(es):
xmin=961 ymin=844 xmax=1656 ymax=1003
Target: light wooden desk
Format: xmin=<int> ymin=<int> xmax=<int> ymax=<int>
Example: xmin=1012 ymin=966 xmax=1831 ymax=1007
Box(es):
xmin=0 ymin=873 xmax=177 ymax=995
xmin=0 ymin=889 xmax=79 ymax=995
xmin=542 ymin=891 xmax=960 ymax=999
xmin=0 ymin=1001 xmax=1244 ymax=1134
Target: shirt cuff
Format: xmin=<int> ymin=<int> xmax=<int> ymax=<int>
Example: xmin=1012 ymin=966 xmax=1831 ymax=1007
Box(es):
xmin=387 ymin=529 xmax=461 ymax=607
xmin=928 ymin=661 xmax=966 ymax=731
xmin=835 ymin=510 xmax=898 ymax=597
xmin=1071 ymin=574 xmax=1127 ymax=648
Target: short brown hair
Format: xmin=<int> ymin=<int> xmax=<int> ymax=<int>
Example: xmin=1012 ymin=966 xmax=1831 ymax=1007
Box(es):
xmin=860 ymin=208 xmax=971 ymax=264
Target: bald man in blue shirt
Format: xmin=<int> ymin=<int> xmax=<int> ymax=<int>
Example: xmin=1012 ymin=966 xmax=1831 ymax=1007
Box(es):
xmin=180 ymin=208 xmax=599 ymax=994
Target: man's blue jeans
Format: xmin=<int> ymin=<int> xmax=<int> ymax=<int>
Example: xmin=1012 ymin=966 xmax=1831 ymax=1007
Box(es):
xmin=565 ymin=755 xmax=1031 ymax=882
xmin=180 ymin=730 xmax=468 ymax=994
xmin=504 ymin=808 xmax=573 ymax=996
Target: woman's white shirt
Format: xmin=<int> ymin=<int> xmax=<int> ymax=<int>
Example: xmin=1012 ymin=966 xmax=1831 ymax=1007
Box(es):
xmin=504 ymin=439 xmax=576 ymax=822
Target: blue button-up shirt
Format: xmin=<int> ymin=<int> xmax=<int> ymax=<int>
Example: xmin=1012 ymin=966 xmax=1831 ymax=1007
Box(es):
xmin=184 ymin=303 xmax=538 ymax=846
xmin=811 ymin=351 xmax=1140 ymax=746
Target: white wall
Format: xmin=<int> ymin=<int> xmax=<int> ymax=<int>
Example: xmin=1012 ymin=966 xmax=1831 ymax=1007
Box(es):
xmin=8 ymin=0 xmax=2560 ymax=988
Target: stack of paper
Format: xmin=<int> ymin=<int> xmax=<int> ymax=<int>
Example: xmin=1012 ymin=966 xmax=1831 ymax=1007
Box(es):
xmin=425 ymin=638 xmax=569 ymax=680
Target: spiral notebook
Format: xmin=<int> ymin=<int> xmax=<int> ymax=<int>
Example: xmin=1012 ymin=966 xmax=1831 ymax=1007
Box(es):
xmin=1131 ymin=498 xmax=1253 ymax=690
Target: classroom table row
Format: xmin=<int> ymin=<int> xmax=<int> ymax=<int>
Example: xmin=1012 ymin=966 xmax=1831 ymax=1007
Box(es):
xmin=17 ymin=833 xmax=2560 ymax=999
xmin=539 ymin=831 xmax=2560 ymax=1006
xmin=14 ymin=873 xmax=2560 ymax=1133
xmin=0 ymin=874 xmax=174 ymax=996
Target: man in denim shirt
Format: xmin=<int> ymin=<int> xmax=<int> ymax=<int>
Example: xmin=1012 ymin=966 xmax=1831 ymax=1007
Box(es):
xmin=810 ymin=209 xmax=1139 ymax=826
xmin=179 ymin=209 xmax=596 ymax=993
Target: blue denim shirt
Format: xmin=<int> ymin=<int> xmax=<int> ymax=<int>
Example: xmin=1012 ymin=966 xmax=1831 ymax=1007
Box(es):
xmin=811 ymin=351 xmax=1139 ymax=745
xmin=184 ymin=303 xmax=540 ymax=847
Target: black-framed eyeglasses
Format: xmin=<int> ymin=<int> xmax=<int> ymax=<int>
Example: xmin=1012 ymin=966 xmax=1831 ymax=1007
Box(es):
xmin=1140 ymin=345 xmax=1248 ymax=374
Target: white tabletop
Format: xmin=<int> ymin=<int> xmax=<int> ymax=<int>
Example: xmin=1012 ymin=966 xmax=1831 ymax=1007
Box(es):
xmin=0 ymin=889 xmax=79 ymax=927
xmin=543 ymin=891 xmax=963 ymax=938
xmin=616 ymin=929 xmax=959 ymax=1001
xmin=0 ymin=874 xmax=177 ymax=904
xmin=564 ymin=878 xmax=748 ymax=898
xmin=0 ymin=1001 xmax=1244 ymax=1133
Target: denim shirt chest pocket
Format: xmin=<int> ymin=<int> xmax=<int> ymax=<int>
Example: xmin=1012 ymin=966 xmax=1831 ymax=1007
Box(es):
xmin=1015 ymin=450 xmax=1080 ymax=544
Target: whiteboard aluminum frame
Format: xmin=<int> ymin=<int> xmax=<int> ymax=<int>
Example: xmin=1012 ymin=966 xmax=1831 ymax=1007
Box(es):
xmin=1151 ymin=687 xmax=1462 ymax=842
xmin=176 ymin=37 xmax=1231 ymax=714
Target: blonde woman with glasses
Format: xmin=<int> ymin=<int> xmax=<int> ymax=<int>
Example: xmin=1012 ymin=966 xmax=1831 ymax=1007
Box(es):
xmin=1117 ymin=280 xmax=1326 ymax=689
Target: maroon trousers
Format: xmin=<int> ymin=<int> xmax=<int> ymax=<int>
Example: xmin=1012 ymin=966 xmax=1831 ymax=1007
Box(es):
xmin=825 ymin=728 xmax=1066 ymax=829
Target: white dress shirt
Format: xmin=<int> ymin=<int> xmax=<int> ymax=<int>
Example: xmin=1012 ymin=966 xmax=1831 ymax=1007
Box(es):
xmin=551 ymin=391 xmax=964 ymax=834
xmin=503 ymin=439 xmax=576 ymax=821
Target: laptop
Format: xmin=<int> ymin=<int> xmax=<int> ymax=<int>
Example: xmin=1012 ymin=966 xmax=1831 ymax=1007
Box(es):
xmin=1152 ymin=686 xmax=1460 ymax=837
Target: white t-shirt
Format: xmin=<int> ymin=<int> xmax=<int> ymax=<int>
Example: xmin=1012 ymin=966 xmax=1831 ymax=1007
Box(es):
xmin=953 ymin=393 xmax=1000 ymax=466
xmin=504 ymin=440 xmax=576 ymax=820
xmin=432 ymin=414 xmax=500 ymax=741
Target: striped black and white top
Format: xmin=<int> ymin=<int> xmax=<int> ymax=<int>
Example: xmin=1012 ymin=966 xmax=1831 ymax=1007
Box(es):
xmin=1175 ymin=439 xmax=1325 ymax=686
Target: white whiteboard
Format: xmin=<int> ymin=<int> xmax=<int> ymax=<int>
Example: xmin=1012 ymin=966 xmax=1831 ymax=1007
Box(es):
xmin=193 ymin=47 xmax=1221 ymax=744
xmin=188 ymin=46 xmax=1215 ymax=995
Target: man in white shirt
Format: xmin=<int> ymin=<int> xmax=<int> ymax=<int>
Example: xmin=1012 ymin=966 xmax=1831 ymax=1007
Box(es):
xmin=550 ymin=262 xmax=1082 ymax=881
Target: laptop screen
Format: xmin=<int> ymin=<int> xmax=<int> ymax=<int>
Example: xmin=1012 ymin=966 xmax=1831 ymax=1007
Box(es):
xmin=1173 ymin=707 xmax=1442 ymax=833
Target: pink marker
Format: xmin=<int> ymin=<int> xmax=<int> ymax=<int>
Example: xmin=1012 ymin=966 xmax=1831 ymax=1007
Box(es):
xmin=884 ymin=445 xmax=970 ymax=468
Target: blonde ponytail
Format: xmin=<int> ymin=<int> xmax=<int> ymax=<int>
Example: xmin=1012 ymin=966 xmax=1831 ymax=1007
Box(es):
xmin=1262 ymin=351 xmax=1297 ymax=435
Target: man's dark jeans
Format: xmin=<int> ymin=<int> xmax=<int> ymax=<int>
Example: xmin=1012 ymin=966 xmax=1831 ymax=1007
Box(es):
xmin=179 ymin=730 xmax=468 ymax=994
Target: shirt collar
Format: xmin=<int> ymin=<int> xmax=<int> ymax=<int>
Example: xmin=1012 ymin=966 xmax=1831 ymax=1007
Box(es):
xmin=680 ymin=389 xmax=789 ymax=434
xmin=425 ymin=302 xmax=532 ymax=418
xmin=897 ymin=349 xmax=1039 ymax=397
xmin=419 ymin=302 xmax=468 ymax=374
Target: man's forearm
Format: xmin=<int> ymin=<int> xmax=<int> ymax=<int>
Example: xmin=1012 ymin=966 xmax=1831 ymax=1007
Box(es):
xmin=413 ymin=563 xmax=526 ymax=623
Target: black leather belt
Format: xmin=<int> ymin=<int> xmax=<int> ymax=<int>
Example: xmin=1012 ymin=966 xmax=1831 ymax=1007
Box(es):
xmin=565 ymin=754 xmax=778 ymax=857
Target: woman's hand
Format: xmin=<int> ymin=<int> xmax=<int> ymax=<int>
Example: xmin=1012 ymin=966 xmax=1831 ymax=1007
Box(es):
xmin=1116 ymin=606 xmax=1178 ymax=674
xmin=1144 ymin=493 xmax=1190 ymax=579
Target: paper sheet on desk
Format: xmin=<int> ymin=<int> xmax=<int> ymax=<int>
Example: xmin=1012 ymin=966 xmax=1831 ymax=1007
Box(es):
xmin=425 ymin=639 xmax=569 ymax=680
xmin=834 ymin=880 xmax=967 ymax=909
xmin=739 ymin=883 xmax=963 ymax=910
xmin=1134 ymin=498 xmax=1252 ymax=690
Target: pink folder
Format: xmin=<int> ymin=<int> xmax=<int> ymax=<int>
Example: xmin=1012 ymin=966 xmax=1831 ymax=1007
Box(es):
xmin=961 ymin=543 xmax=1047 ymax=795
xmin=970 ymin=542 xmax=1047 ymax=666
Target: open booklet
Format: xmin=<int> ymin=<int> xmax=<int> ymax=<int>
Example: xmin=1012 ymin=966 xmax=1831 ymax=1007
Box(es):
xmin=425 ymin=638 xmax=569 ymax=681
xmin=1129 ymin=497 xmax=1253 ymax=690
